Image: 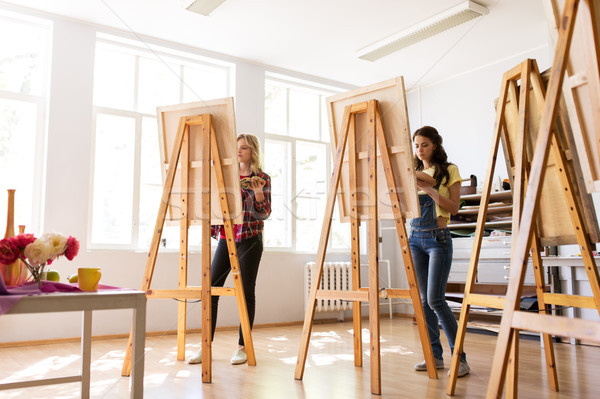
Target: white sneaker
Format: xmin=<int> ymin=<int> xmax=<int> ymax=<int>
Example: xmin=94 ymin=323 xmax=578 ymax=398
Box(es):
xmin=230 ymin=348 xmax=247 ymax=365
xmin=188 ymin=349 xmax=202 ymax=364
xmin=414 ymin=357 xmax=444 ymax=371
xmin=449 ymin=360 xmax=470 ymax=377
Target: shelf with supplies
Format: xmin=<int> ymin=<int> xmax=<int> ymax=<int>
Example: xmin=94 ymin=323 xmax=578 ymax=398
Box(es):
xmin=445 ymin=235 xmax=547 ymax=336
xmin=448 ymin=190 xmax=513 ymax=235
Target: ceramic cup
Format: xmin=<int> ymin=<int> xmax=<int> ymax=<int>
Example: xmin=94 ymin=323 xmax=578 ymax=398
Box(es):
xmin=78 ymin=267 xmax=102 ymax=291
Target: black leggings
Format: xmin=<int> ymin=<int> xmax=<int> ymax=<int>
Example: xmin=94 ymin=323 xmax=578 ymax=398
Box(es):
xmin=210 ymin=233 xmax=263 ymax=346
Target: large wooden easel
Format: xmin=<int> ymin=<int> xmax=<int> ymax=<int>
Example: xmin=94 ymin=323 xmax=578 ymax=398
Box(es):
xmin=121 ymin=100 xmax=256 ymax=383
xmin=447 ymin=57 xmax=598 ymax=396
xmin=487 ymin=1 xmax=600 ymax=397
xmin=294 ymin=85 xmax=438 ymax=395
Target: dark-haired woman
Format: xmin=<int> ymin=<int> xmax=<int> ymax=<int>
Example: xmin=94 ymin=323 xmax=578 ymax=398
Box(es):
xmin=410 ymin=126 xmax=470 ymax=377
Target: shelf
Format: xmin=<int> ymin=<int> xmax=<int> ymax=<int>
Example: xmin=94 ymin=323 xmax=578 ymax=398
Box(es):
xmin=448 ymin=220 xmax=512 ymax=230
xmin=452 ymin=190 xmax=513 ymax=232
xmin=457 ymin=204 xmax=512 ymax=215
xmin=461 ymin=190 xmax=512 ymax=202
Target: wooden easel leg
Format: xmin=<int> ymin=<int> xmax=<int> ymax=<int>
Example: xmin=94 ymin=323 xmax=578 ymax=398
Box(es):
xmin=486 ymin=1 xmax=580 ymax=397
xmin=506 ymin=330 xmax=519 ymax=399
xmin=348 ymin=114 xmax=363 ymax=367
xmin=530 ymin=236 xmax=558 ymax=390
xmin=294 ymin=105 xmax=352 ymax=380
xmin=448 ymin=72 xmax=511 ymax=395
xmin=201 ymin=115 xmax=212 ymax=383
xmin=177 ymin=122 xmax=190 ymax=361
xmin=210 ymin=119 xmax=256 ymax=366
xmin=122 ymin=117 xmax=189 ymax=376
xmin=372 ymin=100 xmax=437 ymax=380
xmin=367 ymin=100 xmax=381 ymax=395
xmin=507 ymin=58 xmax=560 ymax=391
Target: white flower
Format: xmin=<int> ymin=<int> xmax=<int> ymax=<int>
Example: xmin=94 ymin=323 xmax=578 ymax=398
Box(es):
xmin=23 ymin=239 xmax=54 ymax=267
xmin=41 ymin=232 xmax=68 ymax=259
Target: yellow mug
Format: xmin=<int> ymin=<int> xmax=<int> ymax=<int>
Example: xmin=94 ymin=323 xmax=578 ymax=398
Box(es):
xmin=78 ymin=267 xmax=102 ymax=291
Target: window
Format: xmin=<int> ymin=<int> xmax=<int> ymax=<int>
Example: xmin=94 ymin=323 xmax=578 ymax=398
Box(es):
xmin=90 ymin=34 xmax=233 ymax=250
xmin=264 ymin=75 xmax=355 ymax=252
xmin=0 ymin=11 xmax=51 ymax=234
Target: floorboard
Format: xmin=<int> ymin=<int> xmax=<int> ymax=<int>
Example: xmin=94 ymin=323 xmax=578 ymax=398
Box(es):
xmin=1 ymin=317 xmax=598 ymax=398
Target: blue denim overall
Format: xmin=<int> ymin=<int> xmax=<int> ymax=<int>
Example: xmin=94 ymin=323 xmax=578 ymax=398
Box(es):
xmin=409 ymin=188 xmax=466 ymax=362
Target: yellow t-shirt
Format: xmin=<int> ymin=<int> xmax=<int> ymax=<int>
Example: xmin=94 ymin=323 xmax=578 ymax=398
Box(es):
xmin=418 ymin=164 xmax=462 ymax=222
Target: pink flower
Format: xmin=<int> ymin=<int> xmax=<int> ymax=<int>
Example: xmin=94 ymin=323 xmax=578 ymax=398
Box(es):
xmin=9 ymin=234 xmax=37 ymax=251
xmin=0 ymin=238 xmax=20 ymax=265
xmin=64 ymin=236 xmax=80 ymax=261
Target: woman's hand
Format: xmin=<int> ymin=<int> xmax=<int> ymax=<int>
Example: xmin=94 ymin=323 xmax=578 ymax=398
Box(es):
xmin=249 ymin=178 xmax=266 ymax=202
xmin=416 ymin=171 xmax=436 ymax=190
xmin=416 ymin=178 xmax=436 ymax=190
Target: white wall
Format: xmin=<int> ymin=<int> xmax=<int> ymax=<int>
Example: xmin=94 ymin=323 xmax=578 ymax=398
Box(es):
xmin=0 ymin=13 xmax=356 ymax=343
xmin=0 ymin=7 xmax=558 ymax=343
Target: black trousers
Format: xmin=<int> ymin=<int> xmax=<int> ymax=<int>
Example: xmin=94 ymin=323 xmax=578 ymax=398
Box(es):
xmin=210 ymin=233 xmax=263 ymax=346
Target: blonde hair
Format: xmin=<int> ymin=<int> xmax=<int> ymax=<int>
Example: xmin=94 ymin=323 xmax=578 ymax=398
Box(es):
xmin=237 ymin=133 xmax=263 ymax=174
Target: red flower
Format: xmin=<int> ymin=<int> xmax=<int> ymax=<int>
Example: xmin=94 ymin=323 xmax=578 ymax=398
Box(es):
xmin=64 ymin=236 xmax=80 ymax=261
xmin=0 ymin=238 xmax=20 ymax=265
xmin=9 ymin=233 xmax=37 ymax=251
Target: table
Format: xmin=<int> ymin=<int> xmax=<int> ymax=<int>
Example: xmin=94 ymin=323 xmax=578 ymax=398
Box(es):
xmin=0 ymin=289 xmax=146 ymax=398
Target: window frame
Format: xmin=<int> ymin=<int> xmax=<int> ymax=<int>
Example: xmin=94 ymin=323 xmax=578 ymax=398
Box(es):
xmin=264 ymin=73 xmax=359 ymax=254
xmin=88 ymin=34 xmax=234 ymax=251
xmin=0 ymin=10 xmax=52 ymax=234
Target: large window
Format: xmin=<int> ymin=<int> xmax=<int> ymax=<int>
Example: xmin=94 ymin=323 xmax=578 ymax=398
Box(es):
xmin=90 ymin=34 xmax=233 ymax=250
xmin=264 ymin=75 xmax=354 ymax=252
xmin=0 ymin=11 xmax=51 ymax=234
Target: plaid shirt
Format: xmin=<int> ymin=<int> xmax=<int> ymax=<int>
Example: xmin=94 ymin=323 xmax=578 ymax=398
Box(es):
xmin=211 ymin=171 xmax=271 ymax=242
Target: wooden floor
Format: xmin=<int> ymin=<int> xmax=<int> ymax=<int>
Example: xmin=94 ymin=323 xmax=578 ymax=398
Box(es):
xmin=1 ymin=316 xmax=599 ymax=398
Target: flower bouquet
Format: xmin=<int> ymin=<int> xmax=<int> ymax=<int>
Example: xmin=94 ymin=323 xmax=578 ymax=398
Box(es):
xmin=0 ymin=233 xmax=80 ymax=286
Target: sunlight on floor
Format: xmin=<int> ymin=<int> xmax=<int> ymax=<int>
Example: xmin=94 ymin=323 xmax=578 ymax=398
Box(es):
xmin=0 ymin=354 xmax=79 ymax=383
xmin=175 ymin=370 xmax=191 ymax=378
xmin=144 ymin=372 xmax=169 ymax=385
xmin=380 ymin=345 xmax=413 ymax=355
xmin=268 ymin=335 xmax=289 ymax=341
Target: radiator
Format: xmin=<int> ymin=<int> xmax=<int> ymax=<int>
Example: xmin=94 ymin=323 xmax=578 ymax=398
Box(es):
xmin=304 ymin=260 xmax=394 ymax=320
xmin=304 ymin=262 xmax=352 ymax=317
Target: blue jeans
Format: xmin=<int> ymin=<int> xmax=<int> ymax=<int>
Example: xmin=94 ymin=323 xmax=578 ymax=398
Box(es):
xmin=211 ymin=233 xmax=263 ymax=346
xmin=410 ymin=228 xmax=466 ymax=362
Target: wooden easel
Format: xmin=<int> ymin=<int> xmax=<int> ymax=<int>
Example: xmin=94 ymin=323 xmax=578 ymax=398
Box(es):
xmin=294 ymin=99 xmax=438 ymax=395
xmin=487 ymin=1 xmax=600 ymax=397
xmin=121 ymin=113 xmax=256 ymax=383
xmin=447 ymin=59 xmax=563 ymax=396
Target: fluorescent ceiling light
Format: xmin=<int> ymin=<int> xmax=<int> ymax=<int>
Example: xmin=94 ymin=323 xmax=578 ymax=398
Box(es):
xmin=183 ymin=0 xmax=226 ymax=16
xmin=357 ymin=1 xmax=489 ymax=62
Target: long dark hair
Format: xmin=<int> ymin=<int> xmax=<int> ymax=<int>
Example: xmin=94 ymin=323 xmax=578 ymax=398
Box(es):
xmin=413 ymin=126 xmax=451 ymax=186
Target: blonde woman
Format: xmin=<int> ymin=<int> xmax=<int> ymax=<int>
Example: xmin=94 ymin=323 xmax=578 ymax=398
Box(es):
xmin=189 ymin=134 xmax=271 ymax=365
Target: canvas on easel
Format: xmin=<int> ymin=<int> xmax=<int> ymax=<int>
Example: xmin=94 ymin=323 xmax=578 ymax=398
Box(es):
xmin=295 ymin=77 xmax=439 ymax=395
xmin=328 ymin=78 xmax=420 ymax=221
xmin=157 ymin=98 xmax=243 ymax=225
xmin=121 ymin=98 xmax=255 ymax=383
xmin=545 ymin=0 xmax=600 ymax=194
xmin=486 ymin=1 xmax=600 ymax=398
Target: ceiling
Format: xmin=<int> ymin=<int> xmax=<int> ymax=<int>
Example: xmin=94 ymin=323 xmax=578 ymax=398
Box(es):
xmin=2 ymin=0 xmax=551 ymax=88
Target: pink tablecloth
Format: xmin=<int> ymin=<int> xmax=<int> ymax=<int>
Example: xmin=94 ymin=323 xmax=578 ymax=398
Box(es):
xmin=0 ymin=277 xmax=128 ymax=315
